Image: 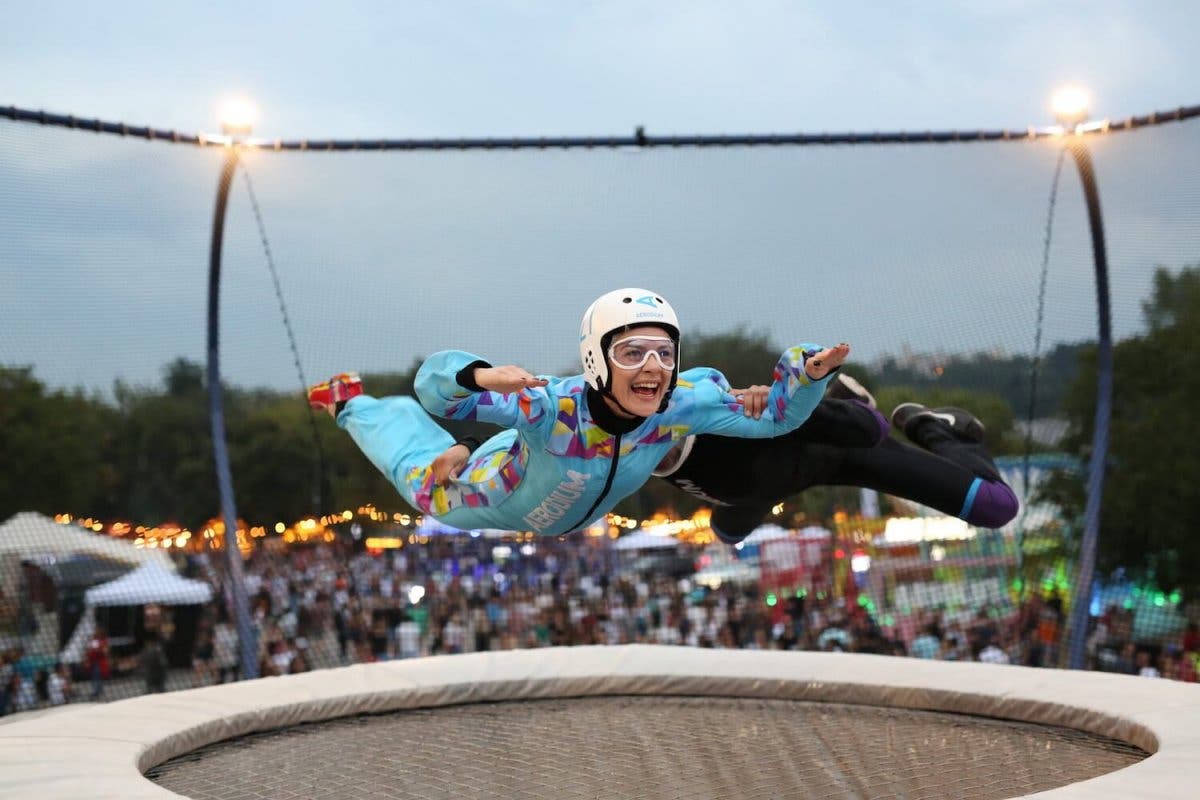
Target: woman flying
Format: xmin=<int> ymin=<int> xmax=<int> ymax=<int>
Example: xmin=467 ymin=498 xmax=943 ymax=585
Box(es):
xmin=308 ymin=288 xmax=848 ymax=537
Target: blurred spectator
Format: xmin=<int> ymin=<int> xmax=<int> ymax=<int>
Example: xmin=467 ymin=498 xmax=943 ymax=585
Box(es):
xmin=85 ymin=626 xmax=110 ymax=700
xmin=1182 ymin=622 xmax=1199 ymax=655
xmin=214 ymin=617 xmax=240 ymax=683
xmin=291 ymin=638 xmax=311 ymax=674
xmin=0 ymin=651 xmax=13 ymax=698
xmin=47 ymin=662 xmax=71 ymax=706
xmin=369 ymin=614 xmax=390 ymax=661
xmin=910 ymin=624 xmax=941 ymax=660
xmin=442 ymin=612 xmax=466 ymax=655
xmin=33 ymin=668 xmax=49 ymax=705
xmin=978 ymin=641 xmax=1011 ymax=665
xmin=395 ymin=611 xmax=422 ymax=659
xmin=192 ymin=627 xmax=216 ymax=687
xmin=142 ymin=632 xmax=169 ymax=694
xmin=968 ymin=607 xmax=998 ymax=656
xmin=1114 ymin=642 xmax=1137 ymax=675
xmin=0 ymin=673 xmax=18 ymax=716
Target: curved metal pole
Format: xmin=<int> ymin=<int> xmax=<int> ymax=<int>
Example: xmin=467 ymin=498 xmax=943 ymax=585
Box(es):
xmin=1065 ymin=139 xmax=1114 ymax=671
xmin=208 ymin=147 xmax=259 ymax=680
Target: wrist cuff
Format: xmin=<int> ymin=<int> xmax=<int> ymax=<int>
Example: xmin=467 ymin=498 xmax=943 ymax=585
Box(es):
xmin=455 ymin=360 xmax=493 ymax=391
xmin=454 ymin=436 xmax=483 ymax=455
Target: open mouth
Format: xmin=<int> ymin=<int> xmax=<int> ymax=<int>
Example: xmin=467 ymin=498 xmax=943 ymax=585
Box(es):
xmin=631 ymin=380 xmax=660 ymax=399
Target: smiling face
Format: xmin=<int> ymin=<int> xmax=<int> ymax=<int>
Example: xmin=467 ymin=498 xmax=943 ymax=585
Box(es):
xmin=603 ymin=325 xmax=676 ymax=417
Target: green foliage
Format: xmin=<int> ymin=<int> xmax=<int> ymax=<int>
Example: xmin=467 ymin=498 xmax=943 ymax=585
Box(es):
xmin=1051 ymin=265 xmax=1200 ymax=597
xmin=1143 ymin=266 xmax=1200 ymax=333
xmin=0 ymin=326 xmax=1029 ymax=531
xmin=682 ymin=327 xmax=780 ymax=389
xmin=871 ymin=343 xmax=1086 ymax=419
xmin=110 ymin=359 xmax=216 ymax=527
xmin=226 ymin=394 xmax=323 ymax=524
xmin=0 ymin=366 xmax=122 ymax=518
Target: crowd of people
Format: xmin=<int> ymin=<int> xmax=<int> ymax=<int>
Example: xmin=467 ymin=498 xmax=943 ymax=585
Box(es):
xmin=175 ymin=535 xmax=1200 ymax=686
xmin=3 ymin=532 xmax=1196 ymax=718
xmin=0 ymin=650 xmax=72 ymax=715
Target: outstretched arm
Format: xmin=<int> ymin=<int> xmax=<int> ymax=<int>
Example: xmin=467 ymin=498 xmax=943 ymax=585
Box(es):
xmin=687 ymin=343 xmax=850 ymax=438
xmin=732 ymin=387 xmax=887 ymax=448
xmin=415 ymin=350 xmax=554 ymax=433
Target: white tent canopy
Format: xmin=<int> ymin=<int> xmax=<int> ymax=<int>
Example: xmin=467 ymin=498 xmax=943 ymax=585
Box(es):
xmin=739 ymin=524 xmax=793 ymax=545
xmin=61 ymin=562 xmax=213 ymax=665
xmin=84 ymin=561 xmax=212 ymax=607
xmin=416 ymin=516 xmax=464 ymax=537
xmin=737 ymin=523 xmax=832 ymax=546
xmin=613 ymin=531 xmax=680 ymax=551
xmin=0 ymin=511 xmax=171 ymax=567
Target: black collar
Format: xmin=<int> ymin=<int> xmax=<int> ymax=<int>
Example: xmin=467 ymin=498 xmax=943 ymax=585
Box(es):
xmin=585 ymin=388 xmax=646 ymax=435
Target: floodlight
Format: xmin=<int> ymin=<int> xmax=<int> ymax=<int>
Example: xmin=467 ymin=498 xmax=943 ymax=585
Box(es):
xmin=1050 ymin=85 xmax=1090 ymax=127
xmin=219 ymin=96 xmax=257 ymax=137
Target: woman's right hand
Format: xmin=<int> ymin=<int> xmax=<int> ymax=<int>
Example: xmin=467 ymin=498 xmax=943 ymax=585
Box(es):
xmin=431 ymin=444 xmax=471 ymax=487
xmin=474 ymin=365 xmax=549 ymax=394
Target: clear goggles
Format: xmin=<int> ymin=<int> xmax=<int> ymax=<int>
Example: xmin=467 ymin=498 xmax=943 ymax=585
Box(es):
xmin=608 ymin=335 xmax=677 ymax=370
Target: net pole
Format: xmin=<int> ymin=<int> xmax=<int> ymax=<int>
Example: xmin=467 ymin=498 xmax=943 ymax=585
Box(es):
xmin=207 ymin=146 xmax=260 ymax=680
xmin=1019 ymin=148 xmax=1068 ymax=604
xmin=1065 ymin=139 xmax=1114 ymax=671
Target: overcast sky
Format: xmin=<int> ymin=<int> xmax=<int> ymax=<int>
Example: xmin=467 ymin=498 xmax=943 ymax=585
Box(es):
xmin=4 ymin=1 xmax=1196 ymax=138
xmin=2 ymin=2 xmax=1198 ymax=392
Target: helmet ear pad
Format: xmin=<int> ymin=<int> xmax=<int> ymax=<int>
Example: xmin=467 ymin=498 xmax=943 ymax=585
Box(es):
xmin=582 ymin=338 xmax=608 ymax=391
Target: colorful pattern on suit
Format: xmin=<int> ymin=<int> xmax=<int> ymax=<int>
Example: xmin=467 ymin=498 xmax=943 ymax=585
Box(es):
xmin=338 ymin=346 xmax=834 ymax=536
xmin=409 ymin=435 xmax=528 ymax=516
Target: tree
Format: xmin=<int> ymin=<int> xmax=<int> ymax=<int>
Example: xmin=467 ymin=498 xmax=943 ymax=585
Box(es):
xmin=110 ymin=359 xmax=216 ymax=528
xmin=0 ymin=366 xmax=121 ymax=520
xmin=226 ymin=395 xmax=324 ymax=524
xmin=871 ymin=343 xmax=1086 ymax=420
xmin=681 ymin=327 xmax=781 ymax=389
xmin=1051 ymin=265 xmax=1200 ymax=596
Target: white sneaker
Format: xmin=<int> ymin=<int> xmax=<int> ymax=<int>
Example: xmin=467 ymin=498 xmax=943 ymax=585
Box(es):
xmin=826 ymin=373 xmax=876 ymax=409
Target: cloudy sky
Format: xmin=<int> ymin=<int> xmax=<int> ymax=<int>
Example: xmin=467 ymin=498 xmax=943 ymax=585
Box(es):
xmin=2 ymin=1 xmax=1198 ymax=391
xmin=4 ymin=1 xmax=1197 ymax=137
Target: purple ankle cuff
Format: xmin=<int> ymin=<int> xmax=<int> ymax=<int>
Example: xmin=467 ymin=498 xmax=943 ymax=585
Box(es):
xmin=965 ymin=481 xmax=1019 ymax=528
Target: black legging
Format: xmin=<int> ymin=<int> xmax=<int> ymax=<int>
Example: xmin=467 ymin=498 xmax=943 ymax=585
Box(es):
xmin=667 ymin=399 xmax=1018 ymax=541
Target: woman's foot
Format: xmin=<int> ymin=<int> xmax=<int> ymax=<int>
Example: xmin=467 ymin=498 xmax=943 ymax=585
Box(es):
xmin=825 ymin=372 xmax=876 ymax=409
xmin=307 ymin=373 xmax=363 ymax=417
xmin=891 ymin=402 xmax=985 ymax=443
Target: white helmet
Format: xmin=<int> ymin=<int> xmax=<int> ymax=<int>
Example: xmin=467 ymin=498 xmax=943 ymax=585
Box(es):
xmin=579 ymin=288 xmax=680 ymax=409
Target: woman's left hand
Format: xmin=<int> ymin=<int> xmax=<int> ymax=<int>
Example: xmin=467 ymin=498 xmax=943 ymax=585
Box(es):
xmin=730 ymin=385 xmax=770 ymax=419
xmin=431 ymin=443 xmax=471 ymax=486
xmin=804 ymin=343 xmax=850 ymax=380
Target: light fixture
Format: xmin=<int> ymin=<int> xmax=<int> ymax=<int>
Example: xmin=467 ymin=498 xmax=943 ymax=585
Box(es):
xmin=219 ymin=96 xmax=256 ymax=137
xmin=1050 ymin=85 xmax=1090 ymax=127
